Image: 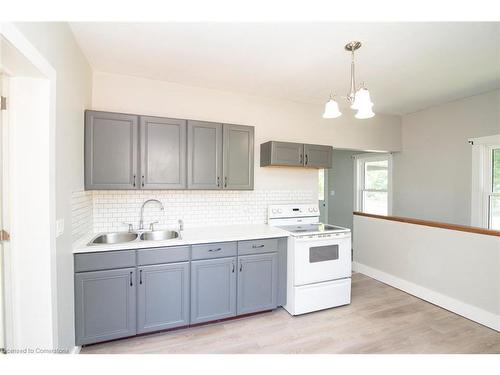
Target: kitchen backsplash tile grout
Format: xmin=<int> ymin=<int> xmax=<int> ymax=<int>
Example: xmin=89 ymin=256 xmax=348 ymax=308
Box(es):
xmin=72 ymin=189 xmax=314 ymax=241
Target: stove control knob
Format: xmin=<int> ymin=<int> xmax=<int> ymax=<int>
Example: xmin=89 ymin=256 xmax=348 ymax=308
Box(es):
xmin=308 ymin=207 xmax=313 ymax=212
xmin=277 ymin=209 xmax=282 ymax=214
xmin=272 ymin=209 xmax=277 ymax=214
xmin=313 ymin=207 xmax=318 ymax=212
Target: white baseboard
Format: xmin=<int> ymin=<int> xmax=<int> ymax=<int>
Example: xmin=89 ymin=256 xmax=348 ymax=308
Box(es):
xmin=352 ymin=261 xmax=500 ymax=332
xmin=70 ymin=346 xmax=81 ymax=354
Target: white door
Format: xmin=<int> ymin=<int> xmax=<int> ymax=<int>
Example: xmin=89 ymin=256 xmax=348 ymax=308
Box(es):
xmin=293 ymin=233 xmax=352 ymax=286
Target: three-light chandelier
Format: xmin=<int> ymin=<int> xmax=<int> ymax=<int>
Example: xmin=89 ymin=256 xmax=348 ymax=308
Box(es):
xmin=323 ymin=41 xmax=375 ymax=119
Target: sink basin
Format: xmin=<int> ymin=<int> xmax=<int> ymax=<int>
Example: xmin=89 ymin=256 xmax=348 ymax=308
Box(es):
xmin=90 ymin=232 xmax=138 ymax=245
xmin=140 ymin=230 xmax=179 ymax=241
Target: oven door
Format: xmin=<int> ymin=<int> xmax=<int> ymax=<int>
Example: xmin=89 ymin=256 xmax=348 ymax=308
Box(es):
xmin=293 ymin=233 xmax=351 ymax=286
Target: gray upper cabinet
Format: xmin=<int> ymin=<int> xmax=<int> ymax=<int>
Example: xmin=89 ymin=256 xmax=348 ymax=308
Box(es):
xmin=140 ymin=116 xmax=187 ymax=189
xmin=190 ymin=257 xmax=237 ymax=324
xmin=137 ymin=262 xmax=190 ymax=334
xmin=85 ymin=110 xmax=138 ymax=189
xmin=187 ymin=121 xmax=223 ymax=189
xmin=260 ymin=141 xmax=332 ymax=168
xmin=303 ymin=144 xmax=333 ymax=168
xmin=85 ymin=110 xmax=254 ymax=190
xmin=75 ymin=268 xmax=136 ymax=345
xmin=260 ymin=141 xmax=304 ymax=167
xmin=237 ymin=253 xmax=278 ymax=315
xmin=223 ymin=124 xmax=254 ymax=190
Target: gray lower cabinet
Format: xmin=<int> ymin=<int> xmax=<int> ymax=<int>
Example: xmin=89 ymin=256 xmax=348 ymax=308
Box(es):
xmin=223 ymin=124 xmax=254 ymax=190
xmin=140 ymin=116 xmax=187 ymax=189
xmin=303 ymin=144 xmax=333 ymax=168
xmin=190 ymin=257 xmax=237 ymax=324
xmin=237 ymin=253 xmax=278 ymax=315
xmin=75 ymin=268 xmax=136 ymax=345
xmin=85 ymin=110 xmax=138 ymax=189
xmin=187 ymin=120 xmax=223 ymax=189
xmin=137 ymin=262 xmax=190 ymax=334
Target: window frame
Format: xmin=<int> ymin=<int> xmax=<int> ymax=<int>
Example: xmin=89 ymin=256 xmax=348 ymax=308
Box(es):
xmin=354 ymin=153 xmax=393 ymax=216
xmin=471 ymin=135 xmax=500 ymax=229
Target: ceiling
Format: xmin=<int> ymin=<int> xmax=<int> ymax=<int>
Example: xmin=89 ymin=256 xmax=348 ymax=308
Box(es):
xmin=70 ymin=22 xmax=500 ymax=115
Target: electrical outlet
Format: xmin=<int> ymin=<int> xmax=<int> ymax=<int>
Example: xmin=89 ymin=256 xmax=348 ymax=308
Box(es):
xmin=56 ymin=219 xmax=64 ymax=238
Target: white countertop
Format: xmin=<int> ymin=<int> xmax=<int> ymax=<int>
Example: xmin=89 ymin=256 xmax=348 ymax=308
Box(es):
xmin=73 ymin=224 xmax=290 ymax=254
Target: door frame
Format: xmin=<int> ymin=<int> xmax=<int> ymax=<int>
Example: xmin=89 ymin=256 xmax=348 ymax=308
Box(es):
xmin=0 ymin=23 xmax=58 ymax=351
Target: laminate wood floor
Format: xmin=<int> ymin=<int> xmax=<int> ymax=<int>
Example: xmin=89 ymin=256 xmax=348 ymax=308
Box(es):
xmin=81 ymin=273 xmax=500 ymax=354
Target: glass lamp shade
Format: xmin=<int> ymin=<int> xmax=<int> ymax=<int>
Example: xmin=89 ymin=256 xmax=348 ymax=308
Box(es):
xmin=355 ymin=104 xmax=375 ymax=119
xmin=323 ymin=98 xmax=342 ymax=119
xmin=350 ymin=88 xmax=374 ymax=111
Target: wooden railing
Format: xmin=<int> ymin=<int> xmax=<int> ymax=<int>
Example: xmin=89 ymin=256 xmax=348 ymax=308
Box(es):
xmin=353 ymin=212 xmax=500 ymax=237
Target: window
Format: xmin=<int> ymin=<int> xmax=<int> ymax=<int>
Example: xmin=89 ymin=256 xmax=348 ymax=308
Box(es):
xmin=318 ymin=169 xmax=325 ymax=201
xmin=470 ymin=135 xmax=500 ymax=230
xmin=489 ymin=147 xmax=500 ymax=229
xmin=355 ymin=154 xmax=392 ymax=215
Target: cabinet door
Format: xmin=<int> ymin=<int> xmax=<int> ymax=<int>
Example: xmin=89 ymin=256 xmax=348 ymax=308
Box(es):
xmin=140 ymin=116 xmax=187 ymax=189
xmin=303 ymin=144 xmax=333 ymax=168
xmin=85 ymin=110 xmax=138 ymax=189
xmin=137 ymin=262 xmax=190 ymax=334
xmin=187 ymin=120 xmax=223 ymax=189
xmin=222 ymin=124 xmax=254 ymax=190
xmin=75 ymin=268 xmax=136 ymax=345
xmin=190 ymin=257 xmax=236 ymax=324
xmin=272 ymin=141 xmax=304 ymax=166
xmin=237 ymin=253 xmax=278 ymax=315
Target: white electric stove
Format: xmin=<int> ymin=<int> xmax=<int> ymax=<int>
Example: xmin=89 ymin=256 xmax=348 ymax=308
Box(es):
xmin=268 ymin=204 xmax=352 ymax=315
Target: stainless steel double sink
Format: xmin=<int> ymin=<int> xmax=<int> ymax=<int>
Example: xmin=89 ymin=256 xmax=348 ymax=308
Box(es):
xmin=89 ymin=230 xmax=179 ymax=245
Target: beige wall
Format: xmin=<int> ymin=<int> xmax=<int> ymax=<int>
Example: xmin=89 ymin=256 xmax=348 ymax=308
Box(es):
xmin=393 ymin=90 xmax=500 ymax=225
xmin=14 ymin=22 xmax=92 ymax=350
xmin=92 ymin=72 xmax=402 ymax=196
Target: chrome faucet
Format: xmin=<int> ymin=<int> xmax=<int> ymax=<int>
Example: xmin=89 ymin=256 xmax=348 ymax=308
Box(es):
xmin=139 ymin=199 xmax=164 ymax=230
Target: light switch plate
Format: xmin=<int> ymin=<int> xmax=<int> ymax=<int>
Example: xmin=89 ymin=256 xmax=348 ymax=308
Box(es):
xmin=56 ymin=219 xmax=64 ymax=238
xmin=330 ymin=190 xmax=335 ymax=196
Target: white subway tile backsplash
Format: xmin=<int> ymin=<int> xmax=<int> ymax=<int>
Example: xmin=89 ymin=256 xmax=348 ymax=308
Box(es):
xmin=92 ymin=189 xmax=314 ymax=233
xmin=71 ymin=191 xmax=93 ymax=244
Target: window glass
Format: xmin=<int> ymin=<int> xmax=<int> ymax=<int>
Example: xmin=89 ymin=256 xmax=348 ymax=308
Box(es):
xmin=364 ymin=160 xmax=388 ymax=190
xmin=318 ymin=169 xmax=325 ymax=201
xmin=493 ymin=148 xmax=500 ymax=193
xmin=363 ymin=191 xmax=388 ymax=215
xmin=490 ymin=196 xmax=500 ymax=230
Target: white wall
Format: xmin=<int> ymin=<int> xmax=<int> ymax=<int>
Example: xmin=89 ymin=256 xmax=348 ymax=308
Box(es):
xmin=353 ymin=215 xmax=500 ymax=331
xmin=14 ymin=22 xmax=92 ymax=351
xmin=393 ymin=90 xmax=500 ymax=225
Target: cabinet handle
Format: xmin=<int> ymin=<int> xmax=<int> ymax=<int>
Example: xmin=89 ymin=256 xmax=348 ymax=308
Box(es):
xmin=130 ymin=271 xmax=133 ymax=287
xmin=252 ymin=244 xmax=265 ymax=249
xmin=139 ymin=270 xmax=143 ymax=285
xmin=133 ymin=175 xmax=136 ymax=187
xmin=217 ymin=176 xmax=220 ymax=188
xmin=224 ymin=176 xmax=227 ymax=188
xmin=300 ymin=154 xmax=303 ymax=164
xmin=208 ymin=248 xmax=222 ymax=252
xmin=305 ymin=154 xmax=308 ymax=165
xmin=232 ymin=262 xmax=235 ymax=273
xmin=141 ymin=175 xmax=145 ymax=187
xmin=239 ymin=262 xmax=243 ymax=272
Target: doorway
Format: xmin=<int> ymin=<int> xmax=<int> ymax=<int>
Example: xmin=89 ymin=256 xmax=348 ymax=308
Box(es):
xmin=0 ymin=25 xmax=58 ymax=352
